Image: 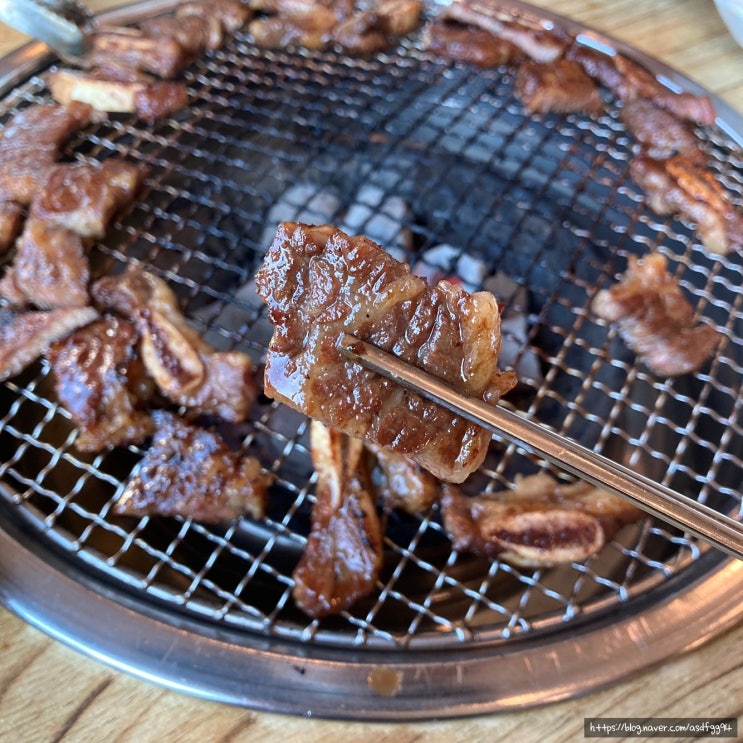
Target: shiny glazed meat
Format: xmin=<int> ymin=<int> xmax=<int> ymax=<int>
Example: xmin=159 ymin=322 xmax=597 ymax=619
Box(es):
xmin=255 ymin=222 xmax=516 ymax=483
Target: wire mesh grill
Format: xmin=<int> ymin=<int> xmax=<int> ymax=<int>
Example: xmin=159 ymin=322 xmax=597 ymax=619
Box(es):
xmin=1 ymin=2 xmax=742 ymax=663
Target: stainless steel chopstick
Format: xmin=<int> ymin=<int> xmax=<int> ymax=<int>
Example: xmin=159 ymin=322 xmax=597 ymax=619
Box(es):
xmin=336 ymin=333 xmax=743 ymax=562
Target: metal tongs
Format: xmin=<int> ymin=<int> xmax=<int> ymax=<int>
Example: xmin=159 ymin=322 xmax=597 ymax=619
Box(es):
xmin=337 ymin=334 xmax=743 ymax=562
xmin=0 ymin=0 xmax=95 ymax=59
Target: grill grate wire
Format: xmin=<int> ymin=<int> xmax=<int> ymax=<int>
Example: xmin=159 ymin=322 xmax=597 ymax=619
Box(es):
xmin=0 ymin=8 xmax=741 ymax=659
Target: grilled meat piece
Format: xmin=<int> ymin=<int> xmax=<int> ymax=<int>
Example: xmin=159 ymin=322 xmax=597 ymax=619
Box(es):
xmin=515 ymin=58 xmax=603 ymax=115
xmin=0 ymin=202 xmax=23 ymax=254
xmin=140 ymin=14 xmax=219 ymax=54
xmin=620 ymin=99 xmax=702 ymax=160
xmin=630 ymin=154 xmax=743 ymax=255
xmin=0 ymin=306 xmax=97 ymax=381
xmin=46 ymin=315 xmax=155 ymax=452
xmin=0 ymin=102 xmax=92 ymax=205
xmin=249 ymin=9 xmax=338 ymax=50
xmin=423 ymin=22 xmax=521 ymax=68
xmin=49 ymin=68 xmax=189 ymax=122
xmin=85 ymin=27 xmax=189 ymax=79
xmin=367 ymin=442 xmax=439 ymax=515
xmin=0 ymin=219 xmax=89 ymax=309
xmin=568 ymin=45 xmax=716 ymax=125
xmin=255 ymin=222 xmax=517 ymax=483
xmin=114 ymin=411 xmax=271 ymax=521
xmin=92 ymin=267 xmax=257 ymax=422
xmin=592 ymin=252 xmax=721 ymax=376
xmin=176 ymin=0 xmax=253 ymax=34
xmin=441 ymin=2 xmax=566 ymax=62
xmin=441 ymin=473 xmax=643 ymax=567
xmin=293 ymin=421 xmax=384 ymax=617
xmin=332 ymin=0 xmax=421 ymax=54
xmin=30 ymin=160 xmax=145 ymax=240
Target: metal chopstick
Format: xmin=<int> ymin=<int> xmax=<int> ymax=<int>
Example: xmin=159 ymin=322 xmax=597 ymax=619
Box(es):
xmin=336 ymin=333 xmax=743 ymax=562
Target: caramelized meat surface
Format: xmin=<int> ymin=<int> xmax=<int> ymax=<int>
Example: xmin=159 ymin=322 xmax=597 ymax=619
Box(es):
xmin=46 ymin=315 xmax=155 ymax=451
xmin=292 ymin=422 xmax=383 ymax=617
xmin=630 ymin=154 xmax=743 ymax=255
xmin=515 ymin=58 xmax=603 ymax=115
xmin=367 ymin=442 xmax=439 ymax=514
xmin=423 ymin=22 xmax=521 ymax=68
xmin=114 ymin=411 xmax=271 ymax=521
xmin=85 ymin=28 xmax=189 ymax=79
xmin=49 ymin=68 xmax=189 ymax=122
xmin=592 ymin=253 xmax=721 ymax=376
xmin=30 ymin=160 xmax=145 ymax=240
xmin=0 ymin=102 xmax=91 ymax=204
xmin=177 ymin=0 xmax=252 ymax=34
xmin=441 ymin=473 xmax=642 ymax=567
xmin=249 ymin=10 xmax=338 ymax=49
xmin=0 ymin=201 xmax=23 ymax=254
xmin=620 ymin=99 xmax=702 ymax=160
xmin=0 ymin=306 xmax=97 ymax=381
xmin=568 ymin=45 xmax=715 ymax=125
xmin=441 ymin=3 xmax=566 ymax=62
xmin=92 ymin=267 xmax=257 ymax=422
xmin=0 ymin=219 xmax=89 ymax=309
xmin=255 ymin=222 xmax=517 ymax=483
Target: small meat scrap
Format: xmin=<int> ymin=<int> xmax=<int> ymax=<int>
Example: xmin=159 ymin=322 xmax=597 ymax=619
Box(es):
xmin=0 ymin=219 xmax=89 ymax=309
xmin=515 ymin=58 xmax=603 ymax=115
xmin=46 ymin=315 xmax=155 ymax=452
xmin=0 ymin=102 xmax=92 ymax=205
xmin=423 ymin=22 xmax=521 ymax=68
xmin=367 ymin=442 xmax=439 ymax=515
xmin=114 ymin=411 xmax=271 ymax=522
xmin=630 ymin=154 xmax=743 ymax=255
xmin=441 ymin=2 xmax=567 ymax=63
xmin=49 ymin=68 xmax=189 ymax=122
xmin=0 ymin=306 xmax=97 ymax=381
xmin=592 ymin=253 xmax=721 ymax=376
xmin=441 ymin=472 xmax=643 ymax=567
xmin=30 ymin=160 xmax=145 ymax=240
xmin=332 ymin=0 xmax=422 ymax=54
xmin=293 ymin=421 xmax=383 ymax=617
xmin=620 ymin=99 xmax=702 ymax=160
xmin=85 ymin=27 xmax=189 ymax=79
xmin=92 ymin=267 xmax=257 ymax=422
xmin=0 ymin=202 xmax=23 ymax=254
xmin=568 ymin=45 xmax=716 ymax=125
xmin=255 ymin=222 xmax=517 ymax=483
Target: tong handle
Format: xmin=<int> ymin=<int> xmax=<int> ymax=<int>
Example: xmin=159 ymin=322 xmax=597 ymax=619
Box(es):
xmin=337 ymin=333 xmax=743 ymax=562
xmin=0 ymin=0 xmax=94 ymax=58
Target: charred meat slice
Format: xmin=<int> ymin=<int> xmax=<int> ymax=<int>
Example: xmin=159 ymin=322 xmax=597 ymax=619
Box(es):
xmin=441 ymin=2 xmax=566 ymax=62
xmin=441 ymin=473 xmax=643 ymax=567
xmin=568 ymin=45 xmax=715 ymax=125
xmin=620 ymin=99 xmax=703 ymax=160
xmin=92 ymin=267 xmax=257 ymax=422
xmin=85 ymin=27 xmax=189 ymax=79
xmin=592 ymin=252 xmax=721 ymax=376
xmin=292 ymin=421 xmax=384 ymax=617
xmin=423 ymin=22 xmax=521 ymax=68
xmin=0 ymin=202 xmax=23 ymax=254
xmin=46 ymin=315 xmax=155 ymax=452
xmin=0 ymin=306 xmax=97 ymax=381
xmin=367 ymin=442 xmax=439 ymax=515
xmin=49 ymin=68 xmax=189 ymax=122
xmin=0 ymin=219 xmax=89 ymax=309
xmin=255 ymin=222 xmax=517 ymax=483
xmin=114 ymin=411 xmax=271 ymax=521
xmin=0 ymin=102 xmax=92 ymax=205
xmin=630 ymin=154 xmax=743 ymax=255
xmin=30 ymin=160 xmax=145 ymax=240
xmin=515 ymin=58 xmax=603 ymax=115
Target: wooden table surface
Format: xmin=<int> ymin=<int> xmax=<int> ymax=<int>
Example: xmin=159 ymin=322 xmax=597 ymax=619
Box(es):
xmin=1 ymin=1 xmax=742 ymax=741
